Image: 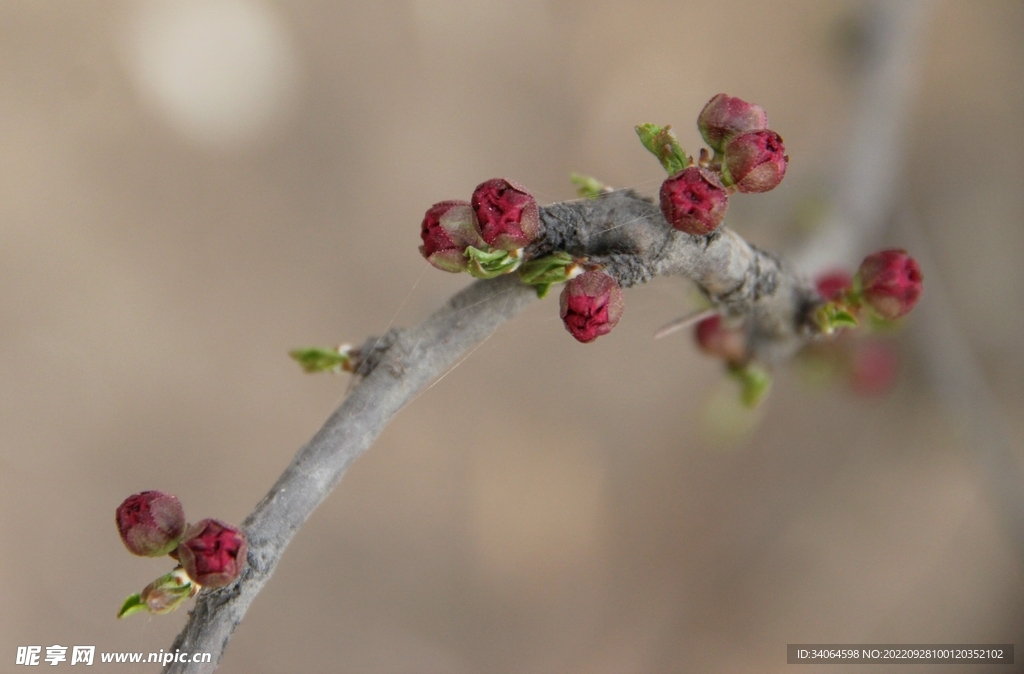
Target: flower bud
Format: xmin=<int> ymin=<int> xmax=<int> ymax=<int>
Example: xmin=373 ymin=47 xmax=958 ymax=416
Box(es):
xmin=815 ymin=270 xmax=853 ymax=301
xmin=559 ymin=271 xmax=624 ymax=343
xmin=722 ymin=130 xmax=788 ymax=193
xmin=694 ymin=315 xmax=747 ymax=364
xmin=176 ymin=518 xmax=248 ymax=589
xmin=856 ymin=249 xmax=923 ymax=319
xmin=471 ymin=178 xmax=539 ymax=252
xmin=697 ymin=94 xmax=769 ymax=153
xmin=659 ymin=166 xmax=730 ymax=235
xmin=419 ymin=200 xmax=485 ymax=273
xmin=116 ymin=491 xmax=186 ymax=557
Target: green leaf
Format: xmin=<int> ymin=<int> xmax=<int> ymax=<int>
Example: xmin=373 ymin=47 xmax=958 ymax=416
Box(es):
xmin=533 ymin=283 xmax=552 ymax=299
xmin=569 ymin=173 xmax=608 ymax=199
xmin=465 ymin=246 xmax=522 ymax=279
xmin=517 ymin=252 xmax=578 ymax=285
xmin=729 ymin=363 xmax=773 ymax=408
xmin=117 ymin=593 xmax=147 ymax=619
xmin=813 ymin=302 xmax=860 ymax=335
xmin=289 ymin=346 xmax=352 ymax=374
xmin=831 ymin=309 xmax=858 ymax=327
xmin=635 ymin=123 xmax=690 ymax=175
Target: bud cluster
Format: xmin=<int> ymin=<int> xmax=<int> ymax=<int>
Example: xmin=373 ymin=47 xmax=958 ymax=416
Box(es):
xmin=792 ymin=254 xmax=922 ymax=397
xmin=812 ymin=250 xmax=923 ymax=334
xmin=419 ymin=178 xmax=539 ymax=279
xmin=638 ymin=94 xmax=788 ymax=237
xmin=115 ymin=491 xmax=247 ymax=618
xmin=419 ymin=177 xmax=629 ymax=343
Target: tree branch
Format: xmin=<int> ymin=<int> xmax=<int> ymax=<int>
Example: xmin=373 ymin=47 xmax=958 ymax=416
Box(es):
xmin=164 ymin=190 xmax=824 ymax=672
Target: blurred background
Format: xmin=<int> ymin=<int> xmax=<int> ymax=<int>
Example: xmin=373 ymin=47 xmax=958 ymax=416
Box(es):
xmin=1 ymin=1 xmax=1022 ymax=672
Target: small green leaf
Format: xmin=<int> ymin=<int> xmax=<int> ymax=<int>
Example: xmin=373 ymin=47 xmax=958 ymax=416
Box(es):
xmin=635 ymin=123 xmax=690 ymax=175
xmin=814 ymin=302 xmax=860 ymax=335
xmin=465 ymin=246 xmax=522 ymax=279
xmin=569 ymin=173 xmax=609 ymax=199
xmin=289 ymin=346 xmax=352 ymax=374
xmin=534 ymin=283 xmax=552 ymax=299
xmin=117 ymin=593 xmax=147 ymax=619
xmin=831 ymin=309 xmax=858 ymax=327
xmin=518 ymin=252 xmax=578 ymax=284
xmin=728 ymin=363 xmax=773 ymax=408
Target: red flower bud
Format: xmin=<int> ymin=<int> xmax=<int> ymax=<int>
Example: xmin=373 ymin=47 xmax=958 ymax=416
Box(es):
xmin=559 ymin=271 xmax=624 ymax=343
xmin=697 ymin=94 xmax=769 ymax=153
xmin=722 ymin=130 xmax=787 ymax=193
xmin=659 ymin=166 xmax=730 ymax=236
xmin=116 ymin=491 xmax=186 ymax=557
xmin=856 ymin=249 xmax=923 ymax=319
xmin=176 ymin=518 xmax=248 ymax=589
xmin=471 ymin=178 xmax=539 ymax=252
xmin=419 ymin=200 xmax=484 ymax=273
xmin=815 ymin=270 xmax=853 ymax=301
xmin=693 ymin=315 xmax=747 ymax=364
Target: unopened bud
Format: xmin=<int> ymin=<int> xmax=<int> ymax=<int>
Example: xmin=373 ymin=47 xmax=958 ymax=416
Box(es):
xmin=856 ymin=249 xmax=923 ymax=319
xmin=116 ymin=491 xmax=186 ymax=557
xmin=815 ymin=270 xmax=853 ymax=301
xmin=660 ymin=167 xmax=730 ymax=235
xmin=559 ymin=271 xmax=624 ymax=343
xmin=419 ymin=200 xmax=484 ymax=273
xmin=471 ymin=178 xmax=539 ymax=252
xmin=176 ymin=519 xmax=248 ymax=589
xmin=697 ymin=94 xmax=769 ymax=153
xmin=722 ymin=130 xmax=788 ymax=193
xmin=694 ymin=315 xmax=747 ymax=364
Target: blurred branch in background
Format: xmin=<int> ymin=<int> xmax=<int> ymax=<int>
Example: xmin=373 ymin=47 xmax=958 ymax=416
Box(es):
xmin=899 ymin=207 xmax=1024 ymax=563
xmin=796 ymin=0 xmax=929 ymax=273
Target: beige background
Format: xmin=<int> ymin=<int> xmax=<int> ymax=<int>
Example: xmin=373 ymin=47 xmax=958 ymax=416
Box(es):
xmin=1 ymin=1 xmax=1022 ymax=672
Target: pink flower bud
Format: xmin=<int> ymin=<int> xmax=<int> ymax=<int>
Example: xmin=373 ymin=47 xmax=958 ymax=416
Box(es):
xmin=722 ymin=130 xmax=788 ymax=193
xmin=856 ymin=249 xmax=923 ymax=319
xmin=697 ymin=94 xmax=769 ymax=153
xmin=559 ymin=271 xmax=624 ymax=343
xmin=471 ymin=178 xmax=539 ymax=252
xmin=693 ymin=315 xmax=747 ymax=364
xmin=419 ymin=200 xmax=484 ymax=273
xmin=815 ymin=270 xmax=853 ymax=301
xmin=116 ymin=491 xmax=186 ymax=557
xmin=176 ymin=518 xmax=248 ymax=589
xmin=659 ymin=166 xmax=730 ymax=235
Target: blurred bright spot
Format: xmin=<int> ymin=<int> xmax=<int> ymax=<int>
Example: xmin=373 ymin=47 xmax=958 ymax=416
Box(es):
xmin=122 ymin=0 xmax=298 ymax=148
